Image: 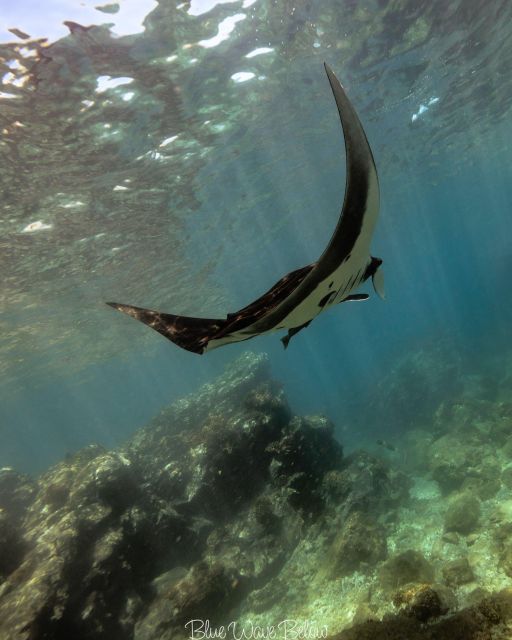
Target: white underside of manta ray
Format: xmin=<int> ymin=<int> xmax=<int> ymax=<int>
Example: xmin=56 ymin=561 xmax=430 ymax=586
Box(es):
xmin=107 ymin=63 xmax=385 ymax=354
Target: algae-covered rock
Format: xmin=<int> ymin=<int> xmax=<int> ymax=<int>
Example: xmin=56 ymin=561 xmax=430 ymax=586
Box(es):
xmin=367 ymin=343 xmax=464 ymax=434
xmin=442 ymin=531 xmax=459 ymax=545
xmin=499 ymin=542 xmax=512 ymax=578
xmin=335 ymin=589 xmax=512 ymax=640
xmin=427 ymin=397 xmax=510 ymax=499
xmin=267 ymin=414 xmax=343 ymax=513
xmin=428 ymin=435 xmax=470 ymax=493
xmin=0 ymin=467 xmax=35 ymax=519
xmin=134 ymin=561 xmax=245 ymax=640
xmin=434 ymin=397 xmax=510 ymax=440
xmin=493 ymin=522 xmax=512 ymax=549
xmin=325 ymin=511 xmax=387 ymax=578
xmin=465 ymin=587 xmax=492 ymax=605
xmin=322 ymin=469 xmax=353 ymax=502
xmin=444 ymin=492 xmax=481 ymax=535
xmin=0 ymin=509 xmax=26 ymax=579
xmin=428 ymin=434 xmax=489 ymax=495
xmin=351 ymin=602 xmax=379 ymax=625
xmin=501 ymin=437 xmax=512 ymax=460
xmin=324 ymin=450 xmax=411 ymax=515
xmin=0 ymin=353 xmax=353 ymax=638
xmin=501 ymin=465 xmax=512 ymax=489
xmin=486 ymin=412 xmax=512 ymax=445
xmin=379 ymin=550 xmax=435 ymax=590
xmin=466 ymin=532 xmax=479 ymax=546
xmin=241 ymin=576 xmax=288 ymax=614
xmin=461 ymin=457 xmax=501 ymax=500
xmin=5 ymin=346 xmax=508 ymax=639
xmin=393 ymin=583 xmax=453 ymax=622
xmin=400 ymin=429 xmax=433 ymax=474
xmin=442 ymin=557 xmax=475 ymax=586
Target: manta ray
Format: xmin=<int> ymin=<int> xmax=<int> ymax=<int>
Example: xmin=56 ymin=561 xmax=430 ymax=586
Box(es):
xmin=107 ymin=63 xmax=384 ymax=354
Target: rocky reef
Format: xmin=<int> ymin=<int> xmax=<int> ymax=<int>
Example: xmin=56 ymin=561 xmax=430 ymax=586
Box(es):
xmin=1 ymin=349 xmax=512 ymax=639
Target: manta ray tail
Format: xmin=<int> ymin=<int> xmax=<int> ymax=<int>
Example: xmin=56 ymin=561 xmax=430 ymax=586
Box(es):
xmin=106 ymin=302 xmax=225 ymax=354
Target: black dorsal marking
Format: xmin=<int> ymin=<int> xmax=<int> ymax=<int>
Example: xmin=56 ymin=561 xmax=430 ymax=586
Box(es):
xmin=318 ymin=291 xmax=336 ymax=308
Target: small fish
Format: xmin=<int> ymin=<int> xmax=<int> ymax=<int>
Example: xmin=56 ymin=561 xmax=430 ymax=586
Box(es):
xmin=376 ymin=439 xmax=396 ymax=452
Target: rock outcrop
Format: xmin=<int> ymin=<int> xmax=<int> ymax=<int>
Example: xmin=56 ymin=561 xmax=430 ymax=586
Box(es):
xmin=2 ymin=348 xmax=512 ymax=640
xmin=0 ymin=353 xmax=348 ymax=639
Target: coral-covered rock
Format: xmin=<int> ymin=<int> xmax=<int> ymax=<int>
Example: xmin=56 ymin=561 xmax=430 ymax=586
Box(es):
xmin=6 ymin=348 xmax=506 ymax=640
xmin=203 ymin=492 xmax=301 ymax=584
xmin=428 ymin=434 xmax=490 ymax=495
xmin=379 ymin=550 xmax=435 ymax=590
xmin=325 ymin=511 xmax=387 ymax=578
xmin=335 ymin=591 xmax=512 ymax=640
xmin=134 ymin=562 xmax=246 ymax=640
xmin=0 ymin=509 xmax=26 ymax=579
xmin=324 ymin=450 xmax=410 ymax=515
xmin=400 ymin=429 xmax=433 ymax=474
xmin=267 ymin=414 xmax=343 ymax=513
xmin=427 ymin=397 xmax=511 ymax=499
xmin=501 ymin=465 xmax=512 ymax=489
xmin=433 ymin=398 xmax=511 ymax=441
xmin=499 ymin=542 xmax=512 ymax=578
xmin=366 ymin=342 xmax=464 ymax=433
xmin=444 ymin=492 xmax=481 ymax=535
xmin=127 ymin=353 xmax=274 ymax=473
xmin=0 ymin=353 xmax=352 ymax=639
xmin=0 ymin=467 xmax=35 ymax=520
xmin=393 ymin=583 xmax=453 ymax=622
xmin=441 ymin=531 xmax=459 ymax=545
xmin=501 ymin=437 xmax=512 ymax=460
xmin=0 ymin=440 xmax=199 ymax=638
xmin=442 ymin=557 xmax=475 ymax=586
xmin=461 ymin=457 xmax=501 ymax=500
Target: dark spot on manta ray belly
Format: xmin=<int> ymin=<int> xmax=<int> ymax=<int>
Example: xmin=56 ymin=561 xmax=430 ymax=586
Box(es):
xmin=329 ymin=281 xmax=334 ymax=288
xmin=318 ymin=291 xmax=336 ymax=308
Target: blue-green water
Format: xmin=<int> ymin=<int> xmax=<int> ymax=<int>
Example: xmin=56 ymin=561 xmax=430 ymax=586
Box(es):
xmin=1 ymin=3 xmax=512 ymax=636
xmin=1 ymin=0 xmax=511 ymax=471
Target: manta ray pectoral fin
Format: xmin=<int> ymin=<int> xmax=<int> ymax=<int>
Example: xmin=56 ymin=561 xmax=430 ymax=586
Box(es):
xmin=372 ymin=266 xmax=385 ymax=300
xmin=106 ymin=302 xmax=226 ymax=355
xmin=343 ymin=293 xmax=369 ymax=302
xmin=280 ymin=320 xmax=312 ymax=349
